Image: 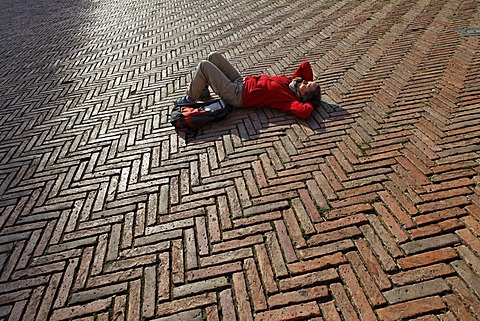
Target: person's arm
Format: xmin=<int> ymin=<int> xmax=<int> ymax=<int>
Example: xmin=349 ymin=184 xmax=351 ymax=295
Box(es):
xmin=292 ymin=61 xmax=314 ymax=81
xmin=284 ymin=100 xmax=313 ymax=119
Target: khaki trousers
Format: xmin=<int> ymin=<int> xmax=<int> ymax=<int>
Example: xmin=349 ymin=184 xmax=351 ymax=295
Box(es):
xmin=187 ymin=52 xmax=243 ymax=108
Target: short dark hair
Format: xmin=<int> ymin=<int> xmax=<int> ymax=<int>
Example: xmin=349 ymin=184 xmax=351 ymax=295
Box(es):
xmin=302 ymin=83 xmax=321 ymax=103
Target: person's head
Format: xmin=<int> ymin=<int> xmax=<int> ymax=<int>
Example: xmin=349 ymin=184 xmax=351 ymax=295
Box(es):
xmin=293 ymin=77 xmax=321 ymax=103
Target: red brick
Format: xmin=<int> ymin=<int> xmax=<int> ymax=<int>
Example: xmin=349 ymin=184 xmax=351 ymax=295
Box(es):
xmin=212 ymin=235 xmax=263 ymax=254
xmin=187 ymin=262 xmax=243 ymax=282
xmin=300 ymin=239 xmax=355 ymax=260
xmin=360 ymin=224 xmax=397 ymax=272
xmin=319 ymin=163 xmax=343 ymax=192
xmin=355 ymin=238 xmax=391 ymax=290
xmin=259 ymin=153 xmax=277 ymax=179
xmin=171 ymin=239 xmax=184 ymax=285
xmin=326 ymin=155 xmax=348 ymax=181
xmin=252 ymin=159 xmax=268 ymax=188
xmin=409 ymin=134 xmax=439 ymax=162
xmin=6 ymin=1 xmax=480 ymax=320
xmin=288 ymin=252 xmax=346 ymax=275
xmin=392 ymin=262 xmax=454 ymax=286
xmin=422 ymin=177 xmax=474 ymax=193
xmin=255 ymin=301 xmax=320 ymax=321
xmin=432 ymin=159 xmax=477 ymax=174
xmin=372 ymin=203 xmax=409 ymax=244
xmin=244 ymin=257 xmax=267 ymax=312
xmin=414 ymin=219 xmax=465 ymax=240
xmin=5 ymin=298 xmax=25 ymax=320
xmin=263 ymin=232 xmax=287 ymax=278
xmin=342 ymin=133 xmax=366 ymax=158
xmin=232 ymin=272 xmax=253 ymax=321
xmin=443 ymin=293 xmax=477 ymax=321
xmin=402 ymin=145 xmax=434 ymax=175
xmin=397 ymin=247 xmax=458 ymax=270
xmin=328 ymin=195 xmax=376 ymax=212
xmin=418 ymin=195 xmax=470 ymax=213
xmin=414 ymin=207 xmax=466 ymax=226
xmin=279 ymin=268 xmax=339 ymax=292
xmin=330 ymin=283 xmax=360 ymax=321
xmin=456 ymin=228 xmax=480 ymax=257
xmin=222 ymin=222 xmax=272 ymax=240
xmin=420 ymin=187 xmax=472 ymax=203
xmin=376 ymin=296 xmax=446 ymax=321
xmin=431 ymin=168 xmax=477 ymax=183
xmin=273 ymin=220 xmax=298 ymax=263
xmin=298 ymin=188 xmax=323 ymax=223
xmin=0 ymin=276 xmax=49 ymax=293
xmin=254 ymin=244 xmax=278 ymax=294
xmin=49 ymin=298 xmax=113 ymax=321
xmin=268 ymin=173 xmax=312 ymax=188
xmin=251 ymin=191 xmax=298 ymax=207
xmin=156 ymin=252 xmax=170 ymax=303
xmin=384 ymin=180 xmax=419 ymax=215
xmin=342 ymin=174 xmax=388 ymax=190
xmin=345 ymin=251 xmax=387 ymax=306
xmin=446 ymin=276 xmax=480 ymax=317
xmin=337 ymin=183 xmax=383 ymax=200
xmin=456 ymin=244 xmax=480 ymax=276
xmin=359 ymin=150 xmax=402 ymax=164
xmin=319 ymin=301 xmax=342 ymax=321
xmin=334 ymin=144 xmax=357 ymax=170
xmin=396 ymin=156 xmax=431 ymax=186
xmin=87 ymin=267 xmax=143 ymax=288
xmin=268 ymin=285 xmax=328 ymax=308
xmin=156 ymin=293 xmax=217 ymax=317
xmin=308 ymin=226 xmax=361 ymax=246
xmin=338 ymin=265 xmax=377 ymax=321
xmin=312 ymin=170 xmax=338 ymax=201
xmin=462 ymin=215 xmax=480 ymax=236
xmin=36 ymin=273 xmax=63 ymax=320
xmin=306 ymin=179 xmax=329 ymax=214
xmin=291 ymin=198 xmax=316 ymax=235
xmin=466 ymin=203 xmax=480 ymax=220
xmin=378 ymin=190 xmax=416 ymax=228
xmin=315 ymin=213 xmax=368 ymax=233
xmin=282 ymin=208 xmax=307 ymax=248
xmin=219 ymin=289 xmax=236 ymax=321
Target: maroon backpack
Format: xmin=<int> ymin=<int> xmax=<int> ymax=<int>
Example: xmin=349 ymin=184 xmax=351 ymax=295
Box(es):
xmin=170 ymin=99 xmax=232 ymax=138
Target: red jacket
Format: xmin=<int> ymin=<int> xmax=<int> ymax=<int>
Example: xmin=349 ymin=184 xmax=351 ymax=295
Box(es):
xmin=241 ymin=61 xmax=314 ymax=119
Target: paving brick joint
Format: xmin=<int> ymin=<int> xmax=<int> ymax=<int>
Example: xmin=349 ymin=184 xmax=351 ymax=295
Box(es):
xmin=0 ymin=0 xmax=479 ymax=320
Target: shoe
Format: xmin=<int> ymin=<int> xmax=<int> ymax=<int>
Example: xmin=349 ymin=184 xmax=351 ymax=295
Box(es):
xmin=177 ymin=96 xmax=193 ymax=106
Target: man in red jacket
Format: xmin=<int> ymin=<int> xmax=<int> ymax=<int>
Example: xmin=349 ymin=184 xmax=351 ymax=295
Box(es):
xmin=177 ymin=52 xmax=321 ymax=119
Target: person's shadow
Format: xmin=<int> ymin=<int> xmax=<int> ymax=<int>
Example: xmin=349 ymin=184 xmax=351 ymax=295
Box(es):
xmin=185 ymin=95 xmax=350 ymax=144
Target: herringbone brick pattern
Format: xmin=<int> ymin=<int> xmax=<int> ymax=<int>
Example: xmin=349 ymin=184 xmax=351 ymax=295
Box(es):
xmin=1 ymin=0 xmax=479 ymax=320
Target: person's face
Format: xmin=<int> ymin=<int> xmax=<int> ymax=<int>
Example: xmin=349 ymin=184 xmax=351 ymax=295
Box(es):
xmin=298 ymin=80 xmax=318 ymax=98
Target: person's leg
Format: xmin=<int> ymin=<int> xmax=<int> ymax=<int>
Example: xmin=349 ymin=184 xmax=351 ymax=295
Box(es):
xmin=187 ymin=59 xmax=242 ymax=107
xmin=207 ymin=52 xmax=241 ymax=82
xmin=194 ymin=52 xmax=241 ymax=101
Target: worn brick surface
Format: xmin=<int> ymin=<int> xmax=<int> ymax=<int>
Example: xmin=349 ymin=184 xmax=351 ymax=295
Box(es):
xmin=1 ymin=0 xmax=480 ymax=320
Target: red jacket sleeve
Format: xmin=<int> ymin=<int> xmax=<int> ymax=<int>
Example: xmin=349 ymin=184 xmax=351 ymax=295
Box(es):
xmin=285 ymin=101 xmax=314 ymax=119
xmin=292 ymin=61 xmax=314 ymax=81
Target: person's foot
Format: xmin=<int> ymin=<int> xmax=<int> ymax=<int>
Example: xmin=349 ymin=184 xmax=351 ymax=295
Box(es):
xmin=177 ymin=96 xmax=195 ymax=106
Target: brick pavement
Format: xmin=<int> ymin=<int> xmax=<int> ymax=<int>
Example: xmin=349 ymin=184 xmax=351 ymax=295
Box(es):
xmin=0 ymin=0 xmax=479 ymax=320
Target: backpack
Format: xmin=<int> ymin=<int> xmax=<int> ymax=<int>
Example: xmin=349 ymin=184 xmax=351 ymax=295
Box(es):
xmin=170 ymin=99 xmax=232 ymax=139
